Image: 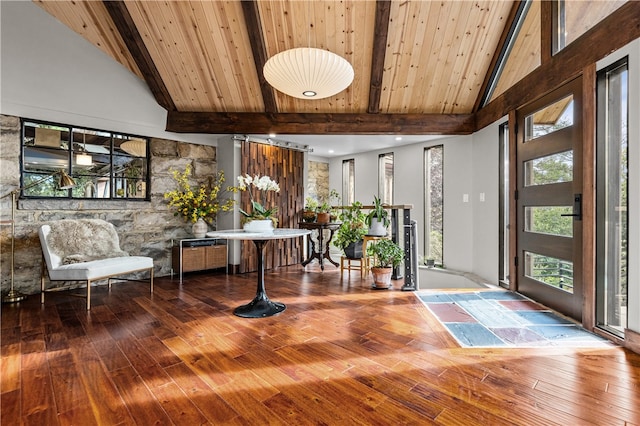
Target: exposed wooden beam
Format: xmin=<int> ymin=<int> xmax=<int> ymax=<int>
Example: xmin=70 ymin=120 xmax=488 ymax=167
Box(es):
xmin=103 ymin=1 xmax=175 ymax=111
xmin=241 ymin=1 xmax=278 ymax=114
xmin=476 ymin=1 xmax=640 ymax=130
xmin=165 ymin=112 xmax=475 ymax=135
xmin=540 ymin=0 xmax=553 ymax=65
xmin=367 ymin=0 xmax=391 ymax=114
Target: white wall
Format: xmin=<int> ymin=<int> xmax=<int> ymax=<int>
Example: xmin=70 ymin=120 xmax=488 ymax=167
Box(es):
xmin=471 ymin=119 xmax=506 ymax=283
xmin=328 ymin=135 xmax=479 ymax=276
xmin=215 ymin=135 xmax=242 ymax=264
xmin=0 ymin=1 xmax=215 ymax=145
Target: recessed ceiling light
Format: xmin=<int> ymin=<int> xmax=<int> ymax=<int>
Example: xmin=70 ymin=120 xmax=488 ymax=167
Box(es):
xmin=395 ymin=136 xmax=402 ymax=141
xmin=328 ymin=150 xmax=335 ymax=154
xmin=269 ymin=133 xmax=276 ymax=138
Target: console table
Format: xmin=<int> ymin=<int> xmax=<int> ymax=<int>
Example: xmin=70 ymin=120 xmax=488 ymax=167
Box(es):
xmin=206 ymin=229 xmax=311 ymax=318
xmin=171 ymin=238 xmax=227 ymax=284
xmin=299 ymin=222 xmax=340 ymax=270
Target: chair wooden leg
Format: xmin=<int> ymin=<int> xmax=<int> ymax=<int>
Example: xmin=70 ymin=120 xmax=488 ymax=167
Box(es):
xmin=86 ymin=280 xmax=92 ymax=310
xmin=341 ymin=256 xmax=366 ymax=279
xmin=149 ymin=267 xmax=154 ymax=294
xmin=40 ymin=256 xmax=46 ymax=304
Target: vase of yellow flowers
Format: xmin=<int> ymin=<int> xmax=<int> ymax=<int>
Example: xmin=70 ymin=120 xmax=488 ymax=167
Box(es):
xmin=235 ymin=174 xmax=280 ymax=233
xmin=164 ymin=164 xmax=234 ymax=237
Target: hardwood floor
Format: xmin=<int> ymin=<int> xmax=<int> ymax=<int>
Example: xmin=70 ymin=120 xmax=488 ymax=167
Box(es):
xmin=2 ymin=264 xmax=639 ymax=425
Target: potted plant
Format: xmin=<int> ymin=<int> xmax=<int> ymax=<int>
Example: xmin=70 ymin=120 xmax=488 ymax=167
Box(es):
xmin=328 ymin=188 xmax=341 ymax=221
xmin=315 ymin=201 xmax=332 ymax=224
xmin=366 ymin=195 xmax=390 ymax=236
xmin=333 ymin=201 xmax=367 ymax=258
xmin=234 ymin=174 xmax=281 ymax=232
xmin=164 ymin=165 xmax=235 ymax=237
xmin=366 ymin=238 xmax=404 ymax=289
xmin=302 ymin=197 xmax=318 ymax=223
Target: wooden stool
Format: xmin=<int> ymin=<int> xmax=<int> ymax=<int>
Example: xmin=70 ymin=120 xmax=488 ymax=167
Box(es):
xmin=340 ymin=256 xmax=366 ymax=278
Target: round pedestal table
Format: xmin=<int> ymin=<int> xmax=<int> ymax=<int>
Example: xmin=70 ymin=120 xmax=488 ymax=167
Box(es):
xmin=206 ymin=229 xmax=311 ymax=318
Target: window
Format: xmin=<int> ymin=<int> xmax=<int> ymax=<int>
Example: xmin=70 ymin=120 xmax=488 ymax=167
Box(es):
xmin=524 ymin=251 xmax=574 ymax=293
xmin=21 ymin=119 xmax=149 ymax=200
xmin=378 ymin=153 xmax=393 ymax=205
xmin=424 ymin=145 xmax=443 ymax=266
xmin=499 ymin=122 xmax=510 ymax=285
xmin=553 ymin=0 xmax=626 ymax=55
xmin=342 ymin=159 xmax=355 ymax=205
xmin=482 ymin=0 xmax=536 ymax=106
xmin=596 ymin=57 xmax=628 ymax=338
xmin=523 ymin=95 xmax=574 ymax=141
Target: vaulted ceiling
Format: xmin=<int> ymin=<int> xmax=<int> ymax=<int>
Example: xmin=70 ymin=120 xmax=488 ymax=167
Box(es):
xmin=33 ymin=0 xmax=634 ymax=137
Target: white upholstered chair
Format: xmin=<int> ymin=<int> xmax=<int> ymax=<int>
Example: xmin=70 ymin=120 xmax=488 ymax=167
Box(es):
xmin=39 ymin=219 xmax=154 ymax=310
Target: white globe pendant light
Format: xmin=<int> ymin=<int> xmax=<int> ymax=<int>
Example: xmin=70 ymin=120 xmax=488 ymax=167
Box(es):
xmin=263 ymin=47 xmax=354 ymax=100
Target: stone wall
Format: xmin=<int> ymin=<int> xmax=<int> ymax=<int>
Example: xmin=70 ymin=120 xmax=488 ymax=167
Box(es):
xmin=307 ymin=160 xmax=329 ymax=203
xmin=0 ymin=114 xmax=222 ymax=296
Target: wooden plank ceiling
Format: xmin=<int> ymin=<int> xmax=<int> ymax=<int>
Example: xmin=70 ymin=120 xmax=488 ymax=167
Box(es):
xmin=33 ymin=0 xmax=519 ymax=135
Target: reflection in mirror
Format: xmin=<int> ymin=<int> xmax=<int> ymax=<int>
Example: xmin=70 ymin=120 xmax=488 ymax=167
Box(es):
xmin=21 ymin=119 xmax=150 ymax=200
xmin=524 ymin=95 xmax=573 ymax=141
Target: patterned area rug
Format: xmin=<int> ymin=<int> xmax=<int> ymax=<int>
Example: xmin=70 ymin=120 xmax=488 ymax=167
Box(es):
xmin=416 ymin=290 xmax=612 ymax=348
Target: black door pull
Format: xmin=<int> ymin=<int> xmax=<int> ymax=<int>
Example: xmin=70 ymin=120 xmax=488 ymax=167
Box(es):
xmin=560 ymin=194 xmax=582 ymax=221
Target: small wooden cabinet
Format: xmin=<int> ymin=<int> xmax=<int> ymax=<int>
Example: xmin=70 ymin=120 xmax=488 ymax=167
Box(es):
xmin=172 ymin=239 xmax=227 ymax=282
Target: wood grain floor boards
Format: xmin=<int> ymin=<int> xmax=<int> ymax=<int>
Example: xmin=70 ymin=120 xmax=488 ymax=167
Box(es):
xmin=2 ymin=264 xmax=639 ymax=425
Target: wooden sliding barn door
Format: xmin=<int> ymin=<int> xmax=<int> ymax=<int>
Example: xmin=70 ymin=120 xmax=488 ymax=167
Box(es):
xmin=240 ymin=141 xmax=305 ymax=273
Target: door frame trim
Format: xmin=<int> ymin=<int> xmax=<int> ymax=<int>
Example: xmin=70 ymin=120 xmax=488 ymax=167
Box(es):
xmin=581 ymin=64 xmax=596 ymax=331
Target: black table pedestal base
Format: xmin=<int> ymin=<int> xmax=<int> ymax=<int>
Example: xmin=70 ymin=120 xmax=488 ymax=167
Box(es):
xmin=234 ymin=295 xmax=286 ymax=318
xmin=234 ymin=239 xmax=286 ymax=318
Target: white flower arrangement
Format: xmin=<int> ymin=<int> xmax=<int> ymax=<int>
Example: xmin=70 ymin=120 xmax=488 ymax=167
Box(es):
xmin=235 ymin=174 xmax=280 ymax=223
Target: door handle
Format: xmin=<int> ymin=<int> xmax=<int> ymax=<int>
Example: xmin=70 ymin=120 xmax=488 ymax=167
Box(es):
xmin=560 ymin=194 xmax=582 ymax=221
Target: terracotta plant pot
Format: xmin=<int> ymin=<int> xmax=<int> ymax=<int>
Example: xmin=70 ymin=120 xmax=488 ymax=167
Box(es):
xmin=316 ymin=212 xmax=331 ymax=224
xmin=371 ymin=266 xmax=393 ymax=289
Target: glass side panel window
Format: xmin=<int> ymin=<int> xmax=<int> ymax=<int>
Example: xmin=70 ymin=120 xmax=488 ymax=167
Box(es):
xmin=424 ymin=145 xmax=443 ymax=266
xmin=378 ymin=153 xmax=393 ymax=205
xmin=524 ymin=95 xmax=573 ymax=141
xmin=554 ymin=0 xmax=627 ymax=54
xmin=596 ymin=57 xmax=628 ymax=337
xmin=524 ymin=251 xmax=574 ymax=294
xmin=499 ymin=123 xmax=510 ymax=284
xmin=21 ymin=120 xmax=149 ymax=200
xmin=342 ymin=159 xmax=355 ymax=205
xmin=524 ymin=206 xmax=573 ymax=237
xmin=524 ymin=151 xmax=573 ymax=186
xmin=488 ymin=0 xmax=540 ymax=104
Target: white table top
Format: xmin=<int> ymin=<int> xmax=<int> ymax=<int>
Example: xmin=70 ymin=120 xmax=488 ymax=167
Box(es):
xmin=206 ymin=228 xmax=311 ymax=240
